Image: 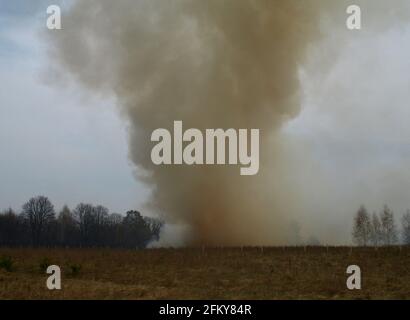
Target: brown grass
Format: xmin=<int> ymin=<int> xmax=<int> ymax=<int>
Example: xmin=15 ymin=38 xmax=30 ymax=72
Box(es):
xmin=0 ymin=246 xmax=409 ymax=299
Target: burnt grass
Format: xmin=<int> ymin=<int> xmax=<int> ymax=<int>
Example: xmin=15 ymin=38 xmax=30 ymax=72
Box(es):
xmin=0 ymin=246 xmax=409 ymax=299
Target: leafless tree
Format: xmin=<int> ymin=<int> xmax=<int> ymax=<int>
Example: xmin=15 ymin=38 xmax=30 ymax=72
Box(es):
xmin=402 ymin=210 xmax=410 ymax=245
xmin=91 ymin=205 xmax=109 ymax=245
xmin=93 ymin=205 xmax=109 ymax=225
xmin=370 ymin=212 xmax=382 ymax=246
xmin=58 ymin=205 xmax=78 ymax=246
xmin=0 ymin=208 xmax=25 ymax=246
xmin=73 ymin=203 xmax=94 ymax=246
xmin=22 ymin=196 xmax=55 ymax=246
xmin=144 ymin=217 xmax=164 ymax=241
xmin=352 ymin=205 xmax=371 ymax=246
xmin=108 ymin=213 xmax=123 ymax=225
xmin=1 ymin=197 xmax=162 ymax=248
xmin=123 ymin=211 xmax=152 ymax=248
xmin=380 ymin=205 xmax=398 ymax=246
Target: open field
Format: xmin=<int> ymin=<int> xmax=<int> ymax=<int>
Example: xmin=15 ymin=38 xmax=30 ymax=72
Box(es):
xmin=0 ymin=247 xmax=409 ymax=299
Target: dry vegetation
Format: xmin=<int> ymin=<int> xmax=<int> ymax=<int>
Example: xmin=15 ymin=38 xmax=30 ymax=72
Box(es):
xmin=0 ymin=247 xmax=409 ymax=299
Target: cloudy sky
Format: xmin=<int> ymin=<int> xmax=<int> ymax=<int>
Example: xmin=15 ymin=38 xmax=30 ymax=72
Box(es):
xmin=286 ymin=21 xmax=410 ymax=241
xmin=0 ymin=0 xmax=149 ymax=214
xmin=1 ymin=1 xmax=410 ymax=243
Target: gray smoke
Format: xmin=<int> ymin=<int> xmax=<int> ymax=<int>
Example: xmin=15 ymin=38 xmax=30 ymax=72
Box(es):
xmin=47 ymin=0 xmax=410 ymax=245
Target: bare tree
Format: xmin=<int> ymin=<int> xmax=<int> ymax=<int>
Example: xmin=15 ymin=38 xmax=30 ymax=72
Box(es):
xmin=58 ymin=205 xmax=78 ymax=246
xmin=123 ymin=210 xmax=152 ymax=248
xmin=0 ymin=209 xmax=22 ymax=246
xmin=93 ymin=205 xmax=109 ymax=225
xmin=370 ymin=212 xmax=382 ymax=246
xmin=106 ymin=213 xmax=123 ymax=247
xmin=402 ymin=210 xmax=410 ymax=245
xmin=380 ymin=205 xmax=398 ymax=246
xmin=22 ymin=196 xmax=55 ymax=246
xmin=1 ymin=198 xmax=162 ymax=248
xmin=352 ymin=206 xmax=371 ymax=246
xmin=91 ymin=205 xmax=109 ymax=245
xmin=108 ymin=213 xmax=123 ymax=225
xmin=73 ymin=203 xmax=94 ymax=247
xmin=144 ymin=217 xmax=164 ymax=242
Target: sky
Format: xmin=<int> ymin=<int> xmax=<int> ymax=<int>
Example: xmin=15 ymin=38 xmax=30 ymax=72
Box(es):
xmin=0 ymin=0 xmax=149 ymax=214
xmin=1 ymin=1 xmax=410 ymax=244
xmin=285 ymin=23 xmax=410 ymax=242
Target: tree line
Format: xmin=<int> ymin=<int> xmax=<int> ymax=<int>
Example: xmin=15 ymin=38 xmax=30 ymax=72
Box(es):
xmin=0 ymin=196 xmax=163 ymax=248
xmin=352 ymin=205 xmax=410 ymax=246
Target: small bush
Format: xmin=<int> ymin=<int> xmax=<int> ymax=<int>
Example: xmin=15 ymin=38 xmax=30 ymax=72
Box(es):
xmin=0 ymin=256 xmax=14 ymax=272
xmin=69 ymin=264 xmax=82 ymax=276
xmin=39 ymin=257 xmax=52 ymax=273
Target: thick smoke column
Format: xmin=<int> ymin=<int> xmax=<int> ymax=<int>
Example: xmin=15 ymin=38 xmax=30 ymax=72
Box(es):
xmin=48 ymin=0 xmax=332 ymax=245
xmin=48 ymin=0 xmax=408 ymax=245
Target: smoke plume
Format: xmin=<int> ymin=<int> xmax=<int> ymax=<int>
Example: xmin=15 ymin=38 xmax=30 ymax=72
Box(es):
xmin=48 ymin=0 xmax=410 ymax=245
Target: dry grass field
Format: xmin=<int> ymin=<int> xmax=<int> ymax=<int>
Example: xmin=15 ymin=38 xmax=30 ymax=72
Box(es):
xmin=0 ymin=247 xmax=409 ymax=300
